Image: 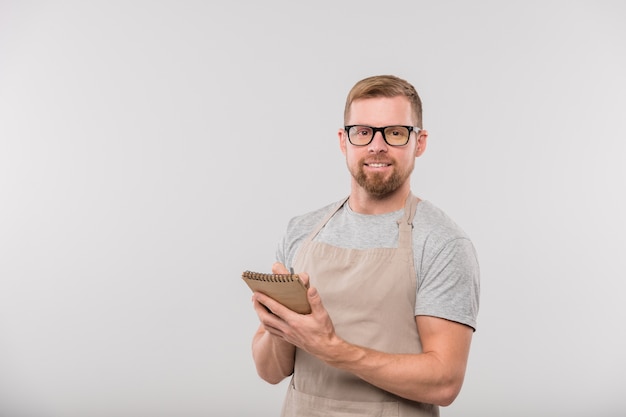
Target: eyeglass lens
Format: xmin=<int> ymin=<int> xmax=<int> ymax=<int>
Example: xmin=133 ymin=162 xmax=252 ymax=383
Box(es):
xmin=348 ymin=126 xmax=412 ymax=146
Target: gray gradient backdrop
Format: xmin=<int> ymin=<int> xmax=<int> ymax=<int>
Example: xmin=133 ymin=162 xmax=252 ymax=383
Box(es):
xmin=1 ymin=1 xmax=625 ymax=416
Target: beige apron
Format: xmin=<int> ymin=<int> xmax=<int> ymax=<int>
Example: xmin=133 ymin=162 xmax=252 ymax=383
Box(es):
xmin=281 ymin=193 xmax=438 ymax=417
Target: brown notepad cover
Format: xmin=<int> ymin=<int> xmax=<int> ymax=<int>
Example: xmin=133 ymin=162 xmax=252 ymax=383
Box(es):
xmin=242 ymin=270 xmax=311 ymax=314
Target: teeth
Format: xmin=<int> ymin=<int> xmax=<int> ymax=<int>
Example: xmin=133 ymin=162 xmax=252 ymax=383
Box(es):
xmin=368 ymin=163 xmax=389 ymax=167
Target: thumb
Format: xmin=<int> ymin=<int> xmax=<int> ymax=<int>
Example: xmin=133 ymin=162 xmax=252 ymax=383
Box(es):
xmin=307 ymin=286 xmax=323 ymax=311
xmin=272 ymin=262 xmax=289 ymax=274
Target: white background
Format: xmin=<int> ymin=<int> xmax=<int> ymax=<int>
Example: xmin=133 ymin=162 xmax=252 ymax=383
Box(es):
xmin=1 ymin=1 xmax=625 ymax=416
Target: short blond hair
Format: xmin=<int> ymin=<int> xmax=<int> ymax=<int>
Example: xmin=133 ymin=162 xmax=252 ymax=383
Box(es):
xmin=343 ymin=75 xmax=423 ymax=128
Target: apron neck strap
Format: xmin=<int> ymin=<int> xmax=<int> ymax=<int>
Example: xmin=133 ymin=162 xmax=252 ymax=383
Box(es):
xmin=397 ymin=192 xmax=420 ymax=248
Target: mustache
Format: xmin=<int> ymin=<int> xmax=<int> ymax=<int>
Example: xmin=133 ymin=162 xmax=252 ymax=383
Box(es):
xmin=362 ymin=156 xmax=395 ymax=164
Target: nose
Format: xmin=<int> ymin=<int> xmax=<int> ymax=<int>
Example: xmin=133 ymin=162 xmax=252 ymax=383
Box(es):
xmin=368 ymin=130 xmax=388 ymax=153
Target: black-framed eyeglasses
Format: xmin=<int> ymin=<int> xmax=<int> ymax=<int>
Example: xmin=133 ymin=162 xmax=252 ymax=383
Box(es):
xmin=344 ymin=125 xmax=421 ymax=146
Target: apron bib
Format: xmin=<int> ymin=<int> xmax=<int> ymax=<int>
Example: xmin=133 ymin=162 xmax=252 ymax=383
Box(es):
xmin=281 ymin=194 xmax=438 ymax=417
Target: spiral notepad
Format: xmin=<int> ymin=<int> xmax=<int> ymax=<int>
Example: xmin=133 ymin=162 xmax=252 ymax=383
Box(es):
xmin=242 ymin=270 xmax=311 ymax=314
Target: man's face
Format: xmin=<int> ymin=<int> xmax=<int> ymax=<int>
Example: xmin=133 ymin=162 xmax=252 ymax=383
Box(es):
xmin=339 ymin=96 xmax=427 ymax=198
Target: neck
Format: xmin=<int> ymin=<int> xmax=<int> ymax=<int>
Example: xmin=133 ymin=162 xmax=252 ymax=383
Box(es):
xmin=348 ymin=185 xmax=411 ymax=215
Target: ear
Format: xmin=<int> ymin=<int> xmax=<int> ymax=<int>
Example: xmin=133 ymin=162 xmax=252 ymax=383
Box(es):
xmin=415 ymin=130 xmax=428 ymax=157
xmin=338 ymin=128 xmax=348 ymax=155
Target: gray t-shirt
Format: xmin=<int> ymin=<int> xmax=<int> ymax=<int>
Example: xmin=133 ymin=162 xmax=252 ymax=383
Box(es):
xmin=276 ymin=199 xmax=480 ymax=330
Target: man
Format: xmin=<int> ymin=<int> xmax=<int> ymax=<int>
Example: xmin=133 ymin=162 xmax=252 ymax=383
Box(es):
xmin=251 ymin=75 xmax=480 ymax=416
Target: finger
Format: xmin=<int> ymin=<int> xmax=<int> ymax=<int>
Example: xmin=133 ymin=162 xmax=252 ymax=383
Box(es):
xmin=252 ymin=296 xmax=274 ymax=316
xmin=252 ymin=296 xmax=287 ymax=332
xmin=253 ymin=291 xmax=292 ymax=319
xmin=262 ymin=322 xmax=285 ymax=338
xmin=272 ymin=262 xmax=289 ymax=274
xmin=298 ymin=272 xmax=310 ymax=287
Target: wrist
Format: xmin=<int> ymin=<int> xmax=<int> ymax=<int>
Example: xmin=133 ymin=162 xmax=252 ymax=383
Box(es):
xmin=321 ymin=335 xmax=362 ymax=368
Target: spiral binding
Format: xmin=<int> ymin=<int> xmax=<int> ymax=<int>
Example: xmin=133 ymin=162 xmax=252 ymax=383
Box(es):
xmin=242 ymin=270 xmax=299 ymax=283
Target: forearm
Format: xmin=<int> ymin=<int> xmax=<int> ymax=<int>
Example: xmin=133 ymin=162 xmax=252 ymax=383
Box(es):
xmin=252 ymin=325 xmax=296 ymax=384
xmin=321 ymin=337 xmax=465 ymax=406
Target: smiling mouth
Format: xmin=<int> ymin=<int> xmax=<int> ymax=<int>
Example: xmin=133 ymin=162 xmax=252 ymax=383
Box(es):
xmin=366 ymin=163 xmax=391 ymax=168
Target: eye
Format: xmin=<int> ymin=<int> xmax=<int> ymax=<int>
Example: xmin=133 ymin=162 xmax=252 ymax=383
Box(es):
xmin=354 ymin=126 xmax=372 ymax=136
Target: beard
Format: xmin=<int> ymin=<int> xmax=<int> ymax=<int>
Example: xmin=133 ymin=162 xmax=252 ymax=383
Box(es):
xmin=350 ymin=156 xmax=414 ymax=198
